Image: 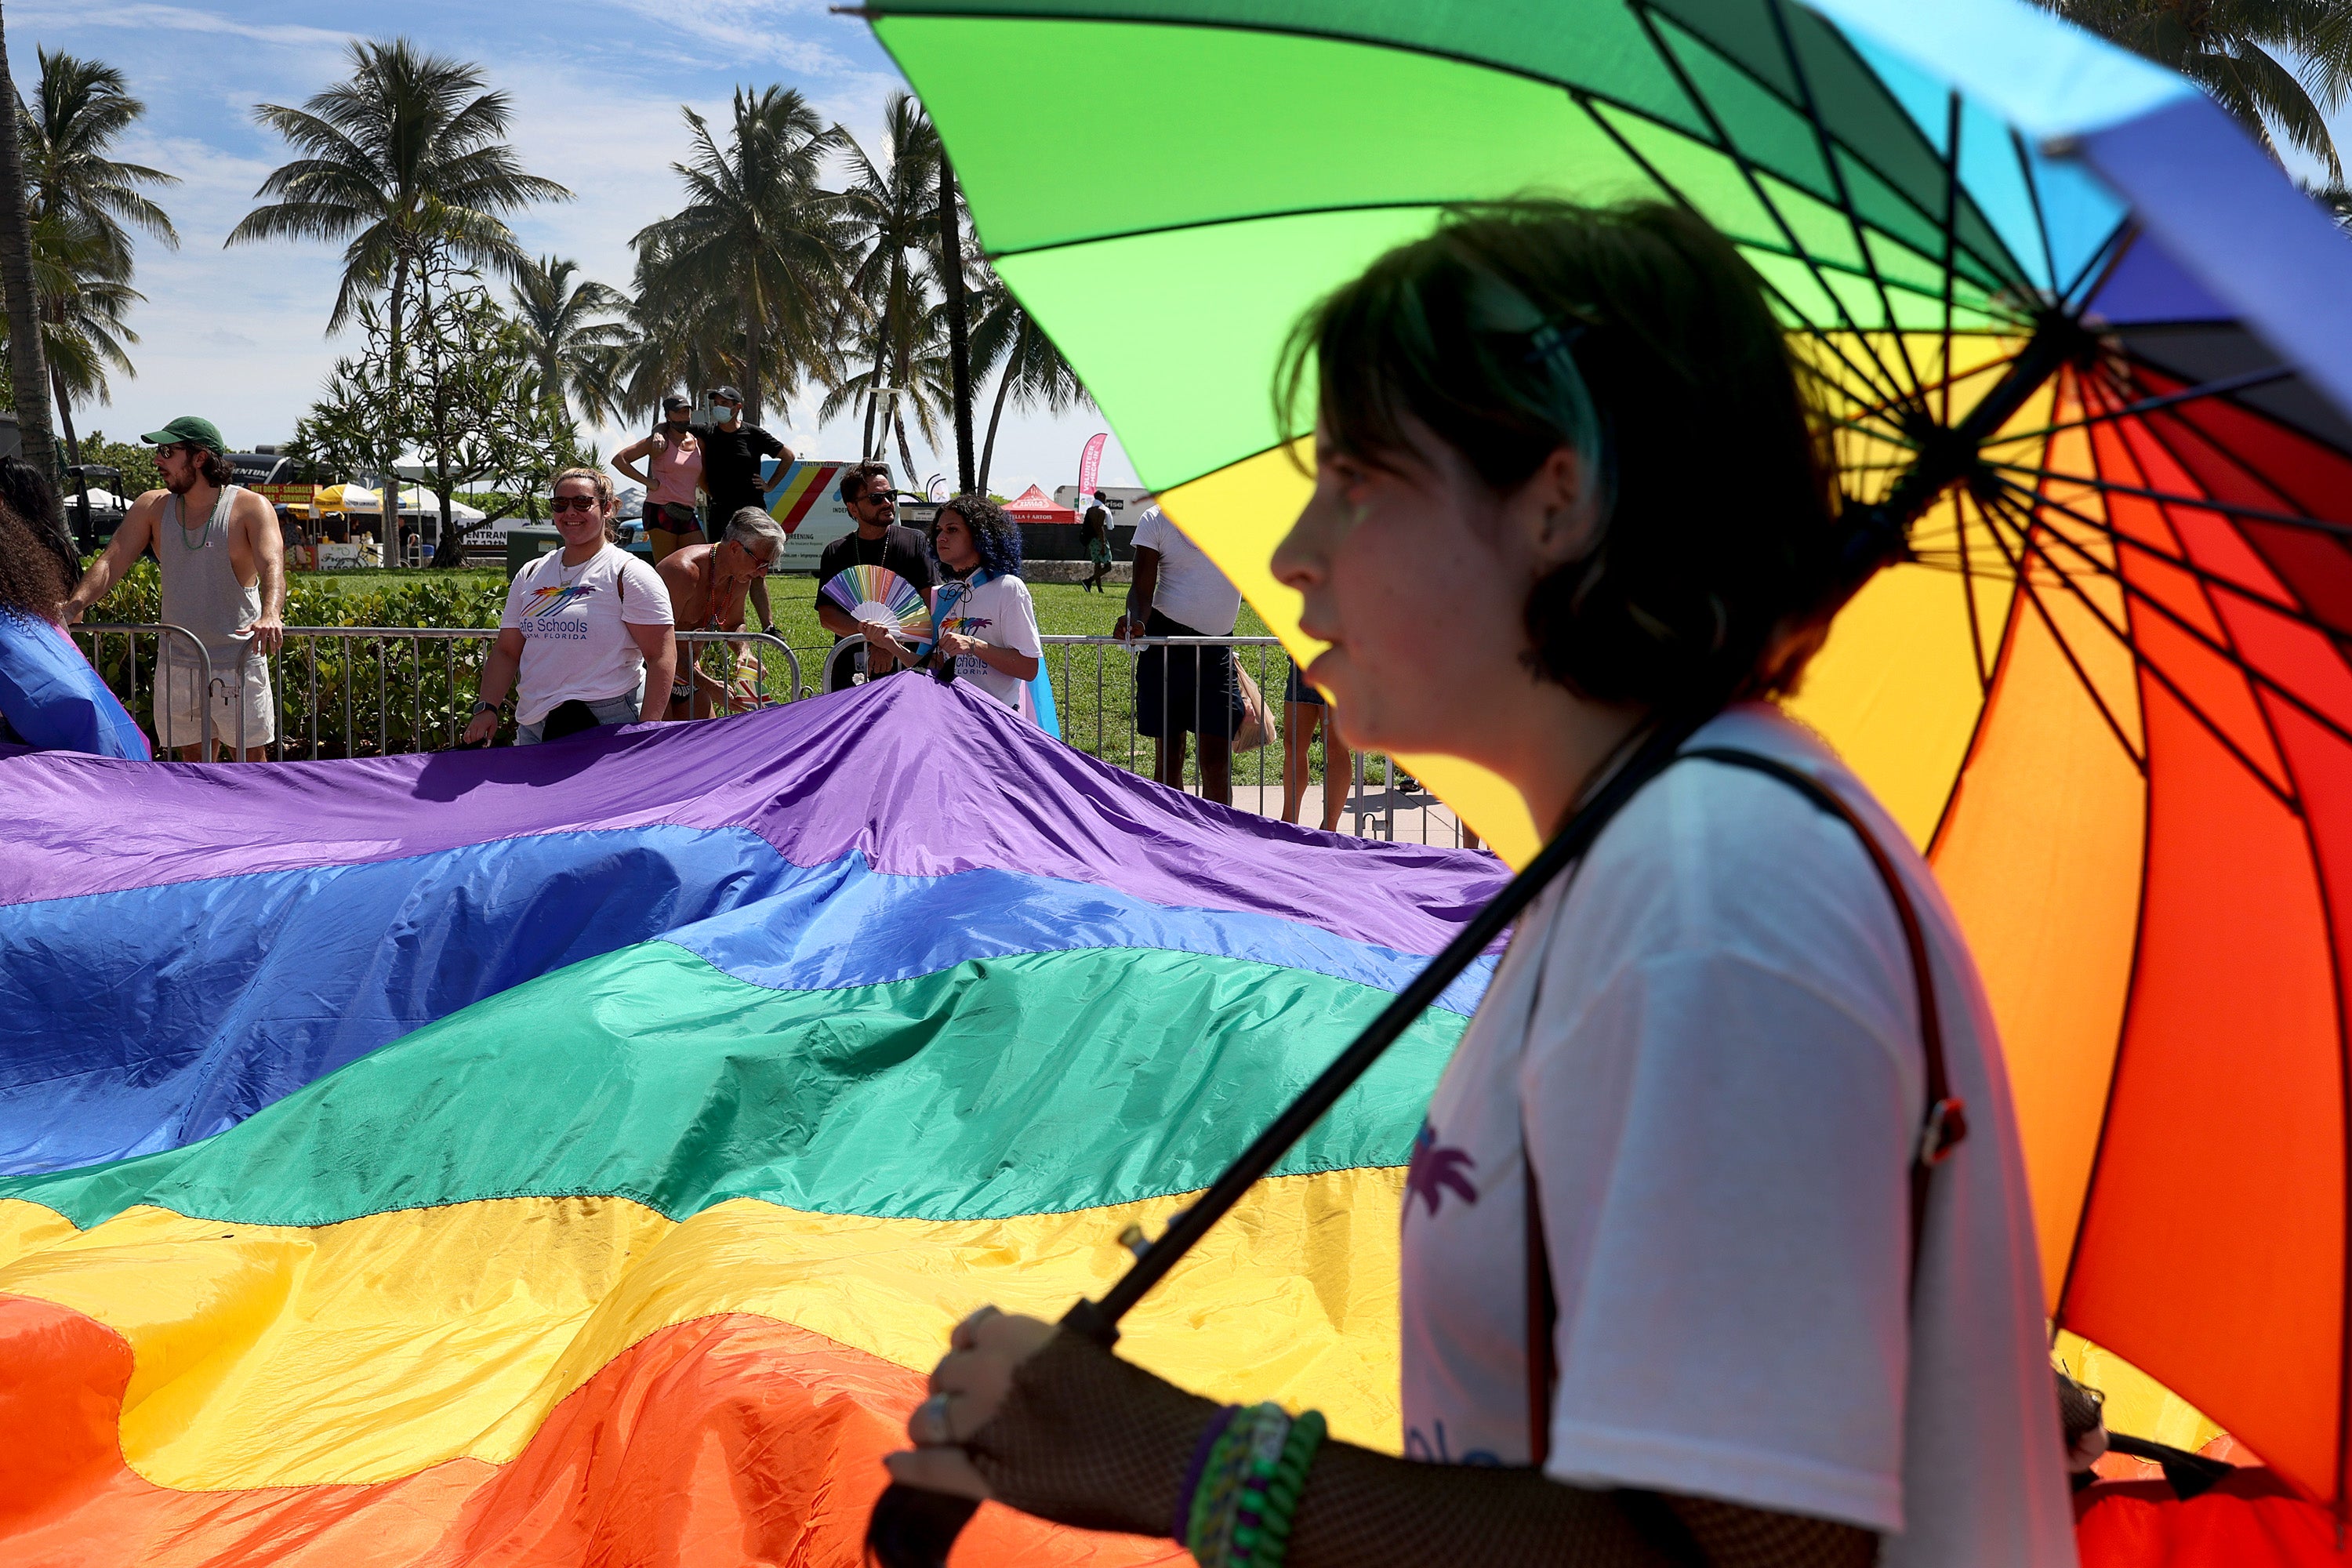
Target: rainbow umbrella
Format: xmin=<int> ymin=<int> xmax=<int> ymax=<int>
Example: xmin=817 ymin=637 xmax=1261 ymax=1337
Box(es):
xmin=866 ymin=0 xmax=2352 ymax=1520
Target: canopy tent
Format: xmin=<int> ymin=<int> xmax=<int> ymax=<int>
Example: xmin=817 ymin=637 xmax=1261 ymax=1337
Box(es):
xmin=64 ymin=487 xmax=125 ymax=512
xmin=392 ymin=486 xmax=487 ymax=523
xmin=1001 ymin=482 xmax=1077 ymax=523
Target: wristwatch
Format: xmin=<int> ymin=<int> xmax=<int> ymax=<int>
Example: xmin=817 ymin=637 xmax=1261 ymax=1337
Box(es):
xmin=472 ymin=699 xmax=500 ymax=717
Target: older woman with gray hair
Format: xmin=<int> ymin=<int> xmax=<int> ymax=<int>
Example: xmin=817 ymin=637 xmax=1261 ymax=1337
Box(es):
xmin=656 ymin=506 xmax=788 ymax=719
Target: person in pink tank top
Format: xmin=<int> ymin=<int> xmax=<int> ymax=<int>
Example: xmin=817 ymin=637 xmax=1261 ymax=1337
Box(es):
xmin=613 ymin=394 xmax=706 ymax=563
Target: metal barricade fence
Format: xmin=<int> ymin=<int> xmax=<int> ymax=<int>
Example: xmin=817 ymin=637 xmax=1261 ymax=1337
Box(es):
xmin=69 ymin=622 xmax=215 ymax=758
xmin=818 ymin=631 xmax=1477 ymax=850
xmin=74 ymin=622 xmax=1470 ymax=848
xmin=75 ymin=623 xmax=801 ymax=759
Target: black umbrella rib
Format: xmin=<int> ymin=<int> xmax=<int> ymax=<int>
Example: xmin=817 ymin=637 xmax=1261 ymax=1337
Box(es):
xmin=1983 ymin=459 xmax=2352 ymax=539
xmin=1575 ymin=96 xmax=1918 ymax=422
xmin=2007 ymin=126 xmax=2066 ymax=304
xmin=1618 ymin=0 xmax=2027 ymax=294
xmin=1764 ymin=0 xmax=1924 ymax=395
xmin=1838 ymin=332 xmax=2043 ymax=437
xmin=1939 ymin=93 xmax=1963 ymax=427
xmin=1976 ymin=487 xmax=2300 ymax=800
xmin=1983 ymin=480 xmax=2352 ymax=767
xmin=1989 ymin=365 xmax=2302 ymax=447
xmin=1989 ymin=471 xmax=2350 ymax=639
xmin=1626 ymin=5 xmax=1917 ymax=410
xmin=1955 ymin=494 xmax=2147 ymax=771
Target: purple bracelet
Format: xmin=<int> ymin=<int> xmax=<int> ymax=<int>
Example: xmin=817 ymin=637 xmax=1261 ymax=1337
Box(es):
xmin=1173 ymin=1405 xmax=1241 ymax=1540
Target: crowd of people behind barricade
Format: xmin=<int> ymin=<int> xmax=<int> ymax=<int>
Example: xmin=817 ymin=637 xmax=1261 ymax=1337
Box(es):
xmin=0 ymin=401 xmax=1377 ymax=837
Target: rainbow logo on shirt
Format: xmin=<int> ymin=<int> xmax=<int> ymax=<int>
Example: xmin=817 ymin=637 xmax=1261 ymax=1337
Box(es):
xmin=522 ymin=581 xmax=601 ymax=617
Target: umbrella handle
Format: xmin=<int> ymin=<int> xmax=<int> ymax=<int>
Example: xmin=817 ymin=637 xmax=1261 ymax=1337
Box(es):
xmin=864 ymin=715 xmax=1708 ymax=1568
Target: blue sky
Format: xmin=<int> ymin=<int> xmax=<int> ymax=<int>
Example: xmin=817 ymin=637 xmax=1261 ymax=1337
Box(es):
xmin=9 ymin=0 xmax=1138 ymax=495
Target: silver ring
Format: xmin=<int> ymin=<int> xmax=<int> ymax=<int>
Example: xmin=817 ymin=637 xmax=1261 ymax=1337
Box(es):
xmin=916 ymin=1391 xmax=956 ymax=1447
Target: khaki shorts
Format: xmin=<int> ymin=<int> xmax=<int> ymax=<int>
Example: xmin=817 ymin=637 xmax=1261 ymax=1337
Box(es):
xmin=156 ymin=642 xmax=275 ymax=751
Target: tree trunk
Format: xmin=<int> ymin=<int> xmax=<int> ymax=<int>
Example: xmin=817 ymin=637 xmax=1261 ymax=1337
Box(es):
xmin=938 ymin=156 xmax=975 ymax=494
xmin=0 ymin=6 xmax=55 ymax=475
xmin=894 ymin=405 xmax=918 ymax=484
xmin=49 ymin=358 xmax=79 ymax=469
xmin=977 ymin=318 xmax=1025 ymax=497
xmin=862 ymin=256 xmax=902 ymax=462
xmin=740 ymin=276 xmax=764 ymax=425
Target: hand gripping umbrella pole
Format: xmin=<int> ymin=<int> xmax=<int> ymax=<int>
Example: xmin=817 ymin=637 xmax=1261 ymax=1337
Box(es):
xmin=866 ymin=716 xmax=1704 ymax=1568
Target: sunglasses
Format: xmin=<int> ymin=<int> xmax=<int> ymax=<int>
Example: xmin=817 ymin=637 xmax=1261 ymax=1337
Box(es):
xmin=152 ymin=443 xmax=190 ymax=459
xmin=550 ymin=495 xmax=602 ymax=514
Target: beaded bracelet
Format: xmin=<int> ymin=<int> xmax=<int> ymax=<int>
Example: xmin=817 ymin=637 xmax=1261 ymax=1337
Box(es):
xmin=1172 ymin=1405 xmax=1240 ymax=1541
xmin=1234 ymin=1409 xmax=1326 ymax=1568
xmin=1187 ymin=1403 xmax=1289 ymax=1568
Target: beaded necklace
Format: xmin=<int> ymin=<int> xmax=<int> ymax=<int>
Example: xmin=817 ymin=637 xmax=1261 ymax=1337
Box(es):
xmin=173 ymin=489 xmax=215 ymax=553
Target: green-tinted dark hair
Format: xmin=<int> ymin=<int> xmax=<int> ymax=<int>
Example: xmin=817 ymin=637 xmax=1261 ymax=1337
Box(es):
xmin=1276 ymin=200 xmax=1846 ymax=710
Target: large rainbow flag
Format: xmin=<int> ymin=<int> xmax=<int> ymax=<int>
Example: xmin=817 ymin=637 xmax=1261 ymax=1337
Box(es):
xmin=0 ymin=677 xmax=1501 ymax=1565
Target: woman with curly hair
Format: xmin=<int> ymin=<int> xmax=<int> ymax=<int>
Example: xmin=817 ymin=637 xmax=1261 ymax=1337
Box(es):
xmin=924 ymin=492 xmax=1044 ymax=720
xmin=0 ymin=485 xmax=148 ymax=757
xmin=882 ymin=201 xmax=2071 ymax=1568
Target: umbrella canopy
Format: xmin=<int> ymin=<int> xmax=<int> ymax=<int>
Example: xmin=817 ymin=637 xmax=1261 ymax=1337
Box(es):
xmin=1001 ymin=482 xmax=1077 ymax=522
xmin=870 ymin=0 xmax=2352 ymax=1521
xmin=67 ymin=487 xmax=124 ymax=511
xmin=314 ymin=484 xmax=380 ymax=515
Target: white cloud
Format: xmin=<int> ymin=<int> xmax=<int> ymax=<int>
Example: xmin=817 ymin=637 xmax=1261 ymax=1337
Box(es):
xmin=9 ymin=2 xmax=351 ymax=50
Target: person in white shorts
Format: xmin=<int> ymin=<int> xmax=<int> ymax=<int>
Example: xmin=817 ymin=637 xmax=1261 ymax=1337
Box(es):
xmin=64 ymin=416 xmax=284 ymax=760
xmin=463 ymin=467 xmax=675 ymax=746
xmin=881 ymin=203 xmax=2076 ymax=1568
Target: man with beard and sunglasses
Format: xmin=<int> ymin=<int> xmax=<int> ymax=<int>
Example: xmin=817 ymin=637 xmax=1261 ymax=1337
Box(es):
xmin=64 ymin=416 xmax=284 ymax=760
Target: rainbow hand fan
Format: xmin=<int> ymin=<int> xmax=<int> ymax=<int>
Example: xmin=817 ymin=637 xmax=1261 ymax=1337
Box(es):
xmin=820 ymin=564 xmax=931 ymax=639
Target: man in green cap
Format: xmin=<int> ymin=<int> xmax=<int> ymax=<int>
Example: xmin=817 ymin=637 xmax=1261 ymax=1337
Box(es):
xmin=64 ymin=416 xmax=285 ymax=760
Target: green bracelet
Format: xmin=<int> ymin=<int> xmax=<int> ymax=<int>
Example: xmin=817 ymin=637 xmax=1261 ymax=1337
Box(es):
xmin=1237 ymin=1409 xmax=1326 ymax=1568
xmin=1189 ymin=1405 xmax=1277 ymax=1568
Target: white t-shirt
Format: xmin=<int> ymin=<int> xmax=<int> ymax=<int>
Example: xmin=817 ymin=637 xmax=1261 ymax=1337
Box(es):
xmin=499 ymin=543 xmax=674 ymax=724
xmin=935 ymin=572 xmax=1044 ymax=716
xmin=1129 ymin=504 xmax=1240 ymax=635
xmin=1397 ymin=706 xmax=2075 ymax=1567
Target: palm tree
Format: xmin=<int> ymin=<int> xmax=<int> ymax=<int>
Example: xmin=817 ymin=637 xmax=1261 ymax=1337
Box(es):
xmin=0 ymin=10 xmax=52 ymax=475
xmin=12 ymin=210 xmax=143 ymax=468
xmin=2042 ymin=2 xmax=2352 ymax=179
xmin=632 ymin=86 xmax=843 ymax=424
xmin=508 ymin=255 xmax=628 ymax=424
xmin=969 ymin=274 xmax=1092 ymax=495
xmin=835 ymin=93 xmax=942 ymax=462
xmin=822 ymin=294 xmax=956 ymax=478
xmin=17 ymin=49 xmax=177 ymax=468
xmin=228 ymin=38 xmax=570 ymax=377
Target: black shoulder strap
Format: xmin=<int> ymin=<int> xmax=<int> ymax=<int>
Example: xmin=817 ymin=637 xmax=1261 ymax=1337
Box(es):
xmin=1525 ymin=746 xmax=1968 ymax=1465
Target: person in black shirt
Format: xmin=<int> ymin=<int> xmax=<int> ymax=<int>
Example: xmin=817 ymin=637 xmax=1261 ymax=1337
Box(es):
xmin=815 ymin=462 xmax=935 ymax=692
xmin=699 ymin=385 xmax=791 ymax=631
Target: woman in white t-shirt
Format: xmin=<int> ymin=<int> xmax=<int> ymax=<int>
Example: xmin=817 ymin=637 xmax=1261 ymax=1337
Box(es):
xmin=882 ymin=203 xmax=2076 ymax=1568
xmin=463 ymin=467 xmax=676 ymax=746
xmin=923 ymin=493 xmax=1044 ymax=721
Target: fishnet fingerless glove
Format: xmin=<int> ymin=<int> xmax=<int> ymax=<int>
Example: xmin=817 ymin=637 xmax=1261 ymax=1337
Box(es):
xmin=963 ymin=1327 xmax=1220 ymax=1537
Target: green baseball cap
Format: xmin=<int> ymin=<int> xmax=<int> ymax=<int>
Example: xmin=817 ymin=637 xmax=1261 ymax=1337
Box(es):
xmin=140 ymin=416 xmax=227 ymax=454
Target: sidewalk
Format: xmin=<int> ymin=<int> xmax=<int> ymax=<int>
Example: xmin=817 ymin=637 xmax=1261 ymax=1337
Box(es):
xmin=1225 ymin=781 xmax=1479 ymax=850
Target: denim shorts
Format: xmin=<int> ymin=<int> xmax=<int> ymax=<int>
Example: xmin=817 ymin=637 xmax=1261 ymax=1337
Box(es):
xmin=516 ymin=689 xmax=641 ymax=745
